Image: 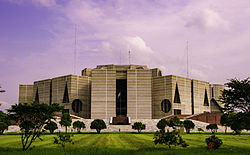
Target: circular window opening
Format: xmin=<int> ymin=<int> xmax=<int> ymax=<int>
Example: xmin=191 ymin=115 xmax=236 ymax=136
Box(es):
xmin=161 ymin=99 xmax=171 ymax=113
xmin=72 ymin=99 xmax=83 ymax=113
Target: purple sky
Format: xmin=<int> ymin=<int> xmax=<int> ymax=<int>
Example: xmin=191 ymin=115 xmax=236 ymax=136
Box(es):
xmin=0 ymin=0 xmax=249 ymax=110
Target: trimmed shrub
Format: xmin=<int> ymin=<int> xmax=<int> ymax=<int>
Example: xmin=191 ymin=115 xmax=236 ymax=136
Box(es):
xmin=44 ymin=121 xmax=58 ymax=134
xmin=205 ymin=135 xmax=223 ymax=150
xmin=206 ymin=124 xmax=218 ymax=134
xmin=156 ymin=119 xmax=168 ymax=133
xmin=132 ymin=122 xmax=146 ymax=133
xmin=90 ymin=119 xmax=106 ymax=134
xmin=183 ymin=120 xmax=195 ymax=134
xmin=73 ymin=121 xmax=85 ymax=133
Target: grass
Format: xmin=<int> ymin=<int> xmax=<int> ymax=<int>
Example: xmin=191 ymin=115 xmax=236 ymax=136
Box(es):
xmin=0 ymin=133 xmax=249 ymax=155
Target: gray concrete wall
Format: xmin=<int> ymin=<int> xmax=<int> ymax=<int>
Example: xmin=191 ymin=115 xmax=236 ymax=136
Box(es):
xmin=127 ymin=69 xmax=152 ymax=119
xmin=19 ymin=84 xmax=33 ymax=103
xmin=152 ymin=76 xmax=172 ymax=119
xmin=91 ymin=69 xmax=116 ymax=119
xmin=192 ymin=80 xmax=210 ymax=114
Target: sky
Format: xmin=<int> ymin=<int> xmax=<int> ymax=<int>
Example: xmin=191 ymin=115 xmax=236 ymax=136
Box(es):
xmin=0 ymin=0 xmax=249 ymax=111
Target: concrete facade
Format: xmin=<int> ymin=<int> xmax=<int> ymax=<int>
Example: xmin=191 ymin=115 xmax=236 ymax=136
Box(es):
xmin=18 ymin=64 xmax=224 ymax=119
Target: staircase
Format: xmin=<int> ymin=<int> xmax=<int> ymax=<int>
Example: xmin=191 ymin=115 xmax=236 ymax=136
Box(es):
xmin=111 ymin=116 xmax=129 ymax=125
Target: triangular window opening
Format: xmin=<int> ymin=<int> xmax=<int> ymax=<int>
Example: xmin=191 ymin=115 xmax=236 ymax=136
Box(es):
xmin=174 ymin=83 xmax=181 ymax=103
xmin=204 ymin=88 xmax=209 ymax=106
xmin=35 ymin=87 xmax=39 ymax=103
xmin=63 ymin=82 xmax=70 ymax=103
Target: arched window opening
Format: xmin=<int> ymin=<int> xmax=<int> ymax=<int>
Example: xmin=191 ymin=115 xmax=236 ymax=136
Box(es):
xmin=161 ymin=99 xmax=171 ymax=113
xmin=72 ymin=99 xmax=83 ymax=113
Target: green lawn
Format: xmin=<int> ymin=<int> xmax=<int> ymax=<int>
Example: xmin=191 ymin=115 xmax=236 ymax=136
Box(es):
xmin=0 ymin=133 xmax=249 ymax=155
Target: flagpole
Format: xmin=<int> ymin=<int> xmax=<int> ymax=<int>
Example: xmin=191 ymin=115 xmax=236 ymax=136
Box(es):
xmin=120 ymin=91 xmax=121 ymax=116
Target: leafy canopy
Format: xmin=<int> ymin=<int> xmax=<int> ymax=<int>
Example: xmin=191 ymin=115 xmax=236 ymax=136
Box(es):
xmin=0 ymin=111 xmax=10 ymax=135
xmin=8 ymin=102 xmax=63 ymax=151
xmin=220 ymin=78 xmax=250 ymax=113
xmin=156 ymin=119 xmax=168 ymax=132
xmin=90 ymin=119 xmax=106 ymax=134
xmin=44 ymin=121 xmax=58 ymax=134
xmin=206 ymin=124 xmax=218 ymax=133
xmin=132 ymin=122 xmax=146 ymax=133
xmin=59 ymin=113 xmax=72 ymax=133
xmin=73 ymin=121 xmax=85 ymax=133
xmin=183 ymin=120 xmax=195 ymax=134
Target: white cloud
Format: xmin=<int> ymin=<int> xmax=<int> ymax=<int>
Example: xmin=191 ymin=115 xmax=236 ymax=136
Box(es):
xmin=125 ymin=36 xmax=154 ymax=54
xmin=185 ymin=8 xmax=230 ymax=31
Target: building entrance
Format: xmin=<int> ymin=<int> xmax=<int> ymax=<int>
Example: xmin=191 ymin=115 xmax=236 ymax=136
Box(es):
xmin=116 ymin=79 xmax=127 ymax=117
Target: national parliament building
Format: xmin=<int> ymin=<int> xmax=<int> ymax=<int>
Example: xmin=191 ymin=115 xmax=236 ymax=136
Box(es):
xmin=19 ymin=64 xmax=224 ymax=121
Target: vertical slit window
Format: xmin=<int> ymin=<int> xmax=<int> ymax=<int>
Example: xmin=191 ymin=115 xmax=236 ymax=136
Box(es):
xmin=62 ymin=82 xmax=69 ymax=103
xmin=35 ymin=87 xmax=39 ymax=103
xmin=49 ymin=81 xmax=52 ymax=105
xmin=174 ymin=83 xmax=181 ymax=103
xmin=204 ymin=88 xmax=209 ymax=106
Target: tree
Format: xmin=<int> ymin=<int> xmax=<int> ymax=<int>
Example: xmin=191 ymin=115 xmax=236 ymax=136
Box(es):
xmin=220 ymin=78 xmax=250 ymax=133
xmin=183 ymin=120 xmax=195 ymax=134
xmin=54 ymin=113 xmax=73 ymax=152
xmin=220 ymin=113 xmax=232 ymax=134
xmin=90 ymin=119 xmax=106 ymax=134
xmin=220 ymin=78 xmax=250 ymax=113
xmin=156 ymin=119 xmax=168 ymax=133
xmin=206 ymin=124 xmax=218 ymax=134
xmin=153 ymin=130 xmax=188 ymax=148
xmin=59 ymin=113 xmax=72 ymax=133
xmin=8 ymin=103 xmax=63 ymax=151
xmin=73 ymin=121 xmax=85 ymax=133
xmin=0 ymin=111 xmax=10 ymax=134
xmin=205 ymin=135 xmax=223 ymax=150
xmin=44 ymin=121 xmax=58 ymax=134
xmin=168 ymin=116 xmax=181 ymax=130
xmin=132 ymin=122 xmax=146 ymax=133
xmin=0 ymin=122 xmax=8 ymax=135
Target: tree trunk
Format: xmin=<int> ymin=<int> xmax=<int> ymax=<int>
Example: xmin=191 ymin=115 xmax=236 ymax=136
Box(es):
xmin=97 ymin=129 xmax=100 ymax=134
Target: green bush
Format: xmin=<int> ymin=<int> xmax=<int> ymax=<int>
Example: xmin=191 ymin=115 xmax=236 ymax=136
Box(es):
xmin=90 ymin=119 xmax=106 ymax=134
xmin=59 ymin=113 xmax=72 ymax=133
xmin=73 ymin=121 xmax=85 ymax=133
xmin=0 ymin=111 xmax=10 ymax=135
xmin=205 ymin=135 xmax=223 ymax=150
xmin=153 ymin=129 xmax=188 ymax=148
xmin=132 ymin=122 xmax=146 ymax=133
xmin=54 ymin=132 xmax=74 ymax=152
xmin=156 ymin=119 xmax=168 ymax=133
xmin=0 ymin=122 xmax=8 ymax=135
xmin=168 ymin=116 xmax=181 ymax=129
xmin=183 ymin=120 xmax=195 ymax=134
xmin=206 ymin=124 xmax=218 ymax=134
xmin=44 ymin=121 xmax=58 ymax=134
